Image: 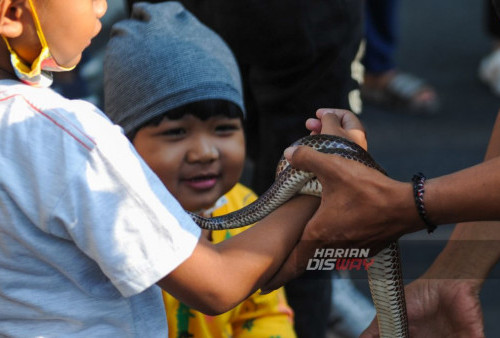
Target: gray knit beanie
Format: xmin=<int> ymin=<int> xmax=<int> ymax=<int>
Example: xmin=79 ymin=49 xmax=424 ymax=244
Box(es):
xmin=103 ymin=1 xmax=244 ymax=136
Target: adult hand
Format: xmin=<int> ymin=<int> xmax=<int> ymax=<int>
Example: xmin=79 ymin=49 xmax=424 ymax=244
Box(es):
xmin=291 ymin=108 xmax=423 ymax=248
xmin=261 ymin=111 xmax=424 ymax=293
xmin=305 ymin=108 xmax=367 ymax=150
xmin=361 ymin=278 xmax=484 ymax=338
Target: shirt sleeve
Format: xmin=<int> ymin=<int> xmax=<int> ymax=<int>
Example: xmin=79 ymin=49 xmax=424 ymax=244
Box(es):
xmin=50 ymin=125 xmax=201 ymax=297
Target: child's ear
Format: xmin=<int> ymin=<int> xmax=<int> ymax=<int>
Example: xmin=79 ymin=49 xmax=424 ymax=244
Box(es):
xmin=0 ymin=0 xmax=25 ymax=38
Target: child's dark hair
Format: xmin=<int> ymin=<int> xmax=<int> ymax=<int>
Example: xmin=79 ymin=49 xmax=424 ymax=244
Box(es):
xmin=128 ymin=99 xmax=244 ymax=140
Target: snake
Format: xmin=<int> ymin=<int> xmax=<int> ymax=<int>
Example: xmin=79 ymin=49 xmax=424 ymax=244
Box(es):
xmin=189 ymin=134 xmax=408 ymax=338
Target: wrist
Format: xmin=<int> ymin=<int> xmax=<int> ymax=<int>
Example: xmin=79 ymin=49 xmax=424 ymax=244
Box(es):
xmin=423 ymin=239 xmax=489 ymax=286
xmin=411 ymin=172 xmax=437 ymax=233
xmin=391 ymin=180 xmax=428 ymax=236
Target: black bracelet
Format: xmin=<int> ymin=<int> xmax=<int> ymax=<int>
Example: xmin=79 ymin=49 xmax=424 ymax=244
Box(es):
xmin=411 ymin=172 xmax=436 ymax=233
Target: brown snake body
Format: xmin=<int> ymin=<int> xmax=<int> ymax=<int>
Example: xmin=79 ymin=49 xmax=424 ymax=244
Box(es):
xmin=189 ymin=134 xmax=409 ymax=338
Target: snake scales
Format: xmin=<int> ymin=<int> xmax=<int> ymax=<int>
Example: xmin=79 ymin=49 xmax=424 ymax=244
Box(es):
xmin=189 ymin=134 xmax=408 ymax=338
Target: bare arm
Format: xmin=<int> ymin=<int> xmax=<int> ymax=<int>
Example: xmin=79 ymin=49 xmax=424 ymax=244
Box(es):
xmin=415 ymin=110 xmax=500 ymax=265
xmin=424 ymin=156 xmax=500 ymax=225
xmin=362 ymin=111 xmax=500 ymax=338
xmin=441 ymin=110 xmax=500 ymax=278
xmin=157 ymin=195 xmax=319 ymax=315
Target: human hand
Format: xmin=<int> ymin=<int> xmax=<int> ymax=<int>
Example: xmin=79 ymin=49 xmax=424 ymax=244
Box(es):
xmin=305 ymin=108 xmax=367 ymax=150
xmin=261 ymin=146 xmax=422 ymax=293
xmin=283 ymin=142 xmax=418 ymax=247
xmin=262 ymin=109 xmax=419 ymax=293
xmin=361 ymin=278 xmax=484 ymax=338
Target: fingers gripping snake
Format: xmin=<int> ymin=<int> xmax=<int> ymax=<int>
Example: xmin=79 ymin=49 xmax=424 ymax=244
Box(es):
xmin=189 ymin=134 xmax=409 ymax=338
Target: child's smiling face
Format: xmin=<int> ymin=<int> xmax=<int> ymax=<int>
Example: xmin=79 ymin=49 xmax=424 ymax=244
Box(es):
xmin=133 ymin=114 xmax=246 ymax=212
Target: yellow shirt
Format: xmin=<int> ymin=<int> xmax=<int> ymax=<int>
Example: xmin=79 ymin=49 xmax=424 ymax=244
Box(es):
xmin=163 ymin=183 xmax=296 ymax=337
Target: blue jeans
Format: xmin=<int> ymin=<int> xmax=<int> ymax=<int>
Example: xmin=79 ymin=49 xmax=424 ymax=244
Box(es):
xmin=363 ymin=0 xmax=399 ymax=74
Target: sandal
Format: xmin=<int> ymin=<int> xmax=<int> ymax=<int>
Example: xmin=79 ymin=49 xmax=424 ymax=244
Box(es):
xmin=479 ymin=48 xmax=500 ymax=96
xmin=361 ymin=72 xmax=440 ymax=115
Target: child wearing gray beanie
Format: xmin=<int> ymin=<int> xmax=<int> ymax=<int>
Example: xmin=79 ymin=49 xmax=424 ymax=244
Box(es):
xmin=103 ymin=2 xmax=297 ymax=337
xmin=104 ymin=1 xmax=245 ymax=138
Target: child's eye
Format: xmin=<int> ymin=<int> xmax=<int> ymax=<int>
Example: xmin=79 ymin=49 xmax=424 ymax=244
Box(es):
xmin=215 ymin=123 xmax=240 ymax=134
xmin=161 ymin=128 xmax=186 ymax=137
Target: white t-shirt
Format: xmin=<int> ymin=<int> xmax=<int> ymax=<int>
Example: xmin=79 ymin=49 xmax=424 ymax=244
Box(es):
xmin=0 ymin=80 xmax=202 ymax=336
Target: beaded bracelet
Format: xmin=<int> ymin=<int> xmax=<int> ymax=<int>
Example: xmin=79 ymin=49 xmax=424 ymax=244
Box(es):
xmin=411 ymin=172 xmax=436 ymax=233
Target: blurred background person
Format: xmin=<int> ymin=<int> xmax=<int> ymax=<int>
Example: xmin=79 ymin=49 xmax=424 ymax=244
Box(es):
xmin=361 ymin=0 xmax=439 ymax=114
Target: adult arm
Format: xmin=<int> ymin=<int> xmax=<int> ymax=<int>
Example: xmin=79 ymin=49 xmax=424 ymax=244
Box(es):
xmin=263 ymin=109 xmax=500 ymax=291
xmin=302 ymin=109 xmax=500 ymax=240
xmin=157 ymin=194 xmax=319 ymax=316
xmin=421 ymin=110 xmax=500 ymax=282
xmin=362 ymin=111 xmax=500 ymax=337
